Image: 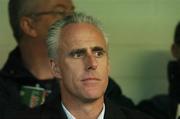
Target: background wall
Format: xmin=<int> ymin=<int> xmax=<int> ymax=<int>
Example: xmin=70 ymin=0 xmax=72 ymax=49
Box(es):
xmin=1 ymin=0 xmax=180 ymax=104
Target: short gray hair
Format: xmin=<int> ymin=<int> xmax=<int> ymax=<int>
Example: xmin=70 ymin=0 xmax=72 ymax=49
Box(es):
xmin=47 ymin=12 xmax=108 ymax=59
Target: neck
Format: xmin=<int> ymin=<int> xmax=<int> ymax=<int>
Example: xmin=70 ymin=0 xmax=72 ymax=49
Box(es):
xmin=62 ymin=96 xmax=104 ymax=119
xmin=19 ymin=39 xmax=54 ymax=80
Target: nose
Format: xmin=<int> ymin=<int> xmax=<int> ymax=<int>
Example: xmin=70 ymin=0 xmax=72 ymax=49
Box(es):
xmin=86 ymin=54 xmax=98 ymax=70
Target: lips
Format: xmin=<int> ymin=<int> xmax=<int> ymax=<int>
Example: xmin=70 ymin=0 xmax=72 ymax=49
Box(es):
xmin=81 ymin=77 xmax=100 ymax=82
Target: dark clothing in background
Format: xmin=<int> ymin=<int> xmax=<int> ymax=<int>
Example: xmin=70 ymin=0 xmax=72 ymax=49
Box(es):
xmin=168 ymin=61 xmax=180 ymax=101
xmin=137 ymin=95 xmax=170 ymax=119
xmin=0 ymin=47 xmax=60 ymax=119
xmin=137 ymin=61 xmax=180 ymax=119
xmin=0 ymin=47 xmax=134 ymax=119
xmin=15 ymin=98 xmax=152 ymax=119
xmin=168 ymin=61 xmax=180 ymax=119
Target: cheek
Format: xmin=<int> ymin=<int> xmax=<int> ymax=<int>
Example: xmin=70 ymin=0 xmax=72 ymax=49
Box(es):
xmin=98 ymin=59 xmax=109 ymax=73
xmin=60 ymin=63 xmax=83 ymax=89
xmin=60 ymin=60 xmax=84 ymax=78
xmin=102 ymin=68 xmax=109 ymax=79
xmin=38 ymin=19 xmax=56 ymax=34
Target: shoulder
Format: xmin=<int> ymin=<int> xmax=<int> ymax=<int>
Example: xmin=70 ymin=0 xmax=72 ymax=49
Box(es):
xmin=14 ymin=98 xmax=67 ymax=119
xmin=0 ymin=70 xmax=19 ymax=98
xmin=0 ymin=71 xmax=25 ymax=119
xmin=137 ymin=95 xmax=170 ymax=119
xmin=105 ymin=99 xmax=153 ymax=119
xmin=105 ymin=77 xmax=135 ymax=108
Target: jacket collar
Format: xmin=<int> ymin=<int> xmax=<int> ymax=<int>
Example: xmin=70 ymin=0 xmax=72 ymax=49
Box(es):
xmin=1 ymin=47 xmax=34 ymax=80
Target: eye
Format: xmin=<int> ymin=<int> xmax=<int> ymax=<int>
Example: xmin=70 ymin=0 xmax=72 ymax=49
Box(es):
xmin=72 ymin=52 xmax=85 ymax=59
xmin=69 ymin=50 xmax=86 ymax=59
xmin=94 ymin=51 xmax=104 ymax=58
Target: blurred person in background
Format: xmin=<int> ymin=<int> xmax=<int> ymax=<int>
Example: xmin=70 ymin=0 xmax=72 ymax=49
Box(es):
xmin=137 ymin=22 xmax=180 ymax=119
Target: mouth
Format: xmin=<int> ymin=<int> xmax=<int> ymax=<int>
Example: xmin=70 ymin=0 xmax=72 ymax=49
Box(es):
xmin=81 ymin=77 xmax=100 ymax=82
xmin=81 ymin=77 xmax=102 ymax=88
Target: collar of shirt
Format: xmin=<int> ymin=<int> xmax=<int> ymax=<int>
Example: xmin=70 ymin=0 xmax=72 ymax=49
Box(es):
xmin=61 ymin=102 xmax=105 ymax=119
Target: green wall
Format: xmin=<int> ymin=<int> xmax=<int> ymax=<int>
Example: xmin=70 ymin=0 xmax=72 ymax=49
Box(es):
xmin=1 ymin=0 xmax=180 ymax=103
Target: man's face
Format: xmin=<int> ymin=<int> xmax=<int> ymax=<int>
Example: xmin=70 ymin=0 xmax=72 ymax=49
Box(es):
xmin=54 ymin=23 xmax=109 ymax=102
xmin=31 ymin=0 xmax=74 ymax=39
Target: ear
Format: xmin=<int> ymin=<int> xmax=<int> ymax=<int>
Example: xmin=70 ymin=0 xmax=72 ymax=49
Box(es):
xmin=50 ymin=59 xmax=62 ymax=79
xmin=20 ymin=16 xmax=37 ymax=37
xmin=171 ymin=44 xmax=180 ymax=59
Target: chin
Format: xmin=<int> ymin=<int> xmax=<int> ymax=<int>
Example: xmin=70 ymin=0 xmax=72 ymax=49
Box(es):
xmin=82 ymin=92 xmax=104 ymax=102
xmin=82 ymin=95 xmax=103 ymax=103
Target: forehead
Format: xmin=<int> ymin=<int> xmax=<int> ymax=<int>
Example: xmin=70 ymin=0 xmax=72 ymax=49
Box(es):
xmin=35 ymin=0 xmax=74 ymax=11
xmin=60 ymin=23 xmax=106 ymax=47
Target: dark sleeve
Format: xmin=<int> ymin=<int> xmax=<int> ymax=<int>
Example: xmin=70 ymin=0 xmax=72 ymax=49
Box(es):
xmin=121 ymin=107 xmax=155 ymax=119
xmin=105 ymin=77 xmax=135 ymax=108
xmin=0 ymin=78 xmax=8 ymax=118
xmin=0 ymin=76 xmax=27 ymax=119
xmin=105 ymin=99 xmax=154 ymax=119
xmin=137 ymin=95 xmax=170 ymax=119
xmin=0 ymin=78 xmax=16 ymax=119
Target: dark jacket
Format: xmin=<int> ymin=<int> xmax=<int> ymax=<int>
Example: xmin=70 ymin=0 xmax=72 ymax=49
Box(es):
xmin=16 ymin=98 xmax=152 ymax=119
xmin=0 ymin=47 xmax=134 ymax=119
xmin=0 ymin=47 xmax=60 ymax=118
xmin=137 ymin=95 xmax=170 ymax=119
xmin=137 ymin=61 xmax=180 ymax=119
xmin=168 ymin=61 xmax=180 ymax=119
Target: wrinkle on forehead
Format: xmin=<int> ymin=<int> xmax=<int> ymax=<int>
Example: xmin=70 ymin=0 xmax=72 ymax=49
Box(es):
xmin=32 ymin=0 xmax=74 ymax=12
xmin=58 ymin=23 xmax=107 ymax=56
xmin=61 ymin=23 xmax=105 ymax=43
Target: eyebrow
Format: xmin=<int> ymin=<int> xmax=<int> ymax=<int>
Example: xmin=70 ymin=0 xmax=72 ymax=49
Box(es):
xmin=92 ymin=46 xmax=106 ymax=52
xmin=68 ymin=48 xmax=86 ymax=56
xmin=67 ymin=46 xmax=106 ymax=56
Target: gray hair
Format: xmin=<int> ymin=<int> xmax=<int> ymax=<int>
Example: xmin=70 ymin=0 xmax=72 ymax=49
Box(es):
xmin=47 ymin=12 xmax=108 ymax=59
